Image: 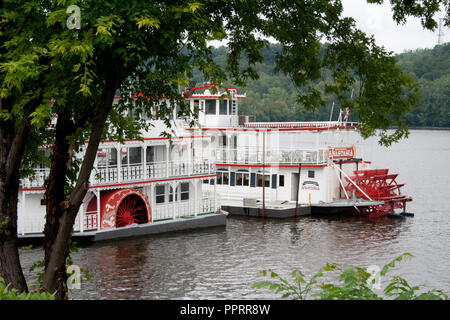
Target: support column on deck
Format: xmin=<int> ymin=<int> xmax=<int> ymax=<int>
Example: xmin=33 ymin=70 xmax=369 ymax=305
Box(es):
xmin=165 ymin=142 xmax=170 ymax=177
xmin=116 ymin=144 xmax=122 ymax=183
xmin=143 ymin=143 xmax=147 ymax=179
xmin=96 ymin=189 xmax=101 ymax=230
xmin=79 ymin=201 xmax=85 ymax=233
xmin=171 ymin=182 xmax=177 ymax=220
xmin=194 ymin=181 xmax=199 ymax=217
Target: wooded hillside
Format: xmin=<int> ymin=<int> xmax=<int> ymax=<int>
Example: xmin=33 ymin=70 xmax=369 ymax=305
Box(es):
xmin=192 ymin=43 xmax=450 ymax=127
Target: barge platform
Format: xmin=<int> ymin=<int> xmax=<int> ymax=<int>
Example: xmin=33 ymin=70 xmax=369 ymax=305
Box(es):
xmin=221 ymin=199 xmax=386 ymax=219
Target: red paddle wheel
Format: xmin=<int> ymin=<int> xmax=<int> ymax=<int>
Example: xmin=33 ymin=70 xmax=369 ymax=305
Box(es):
xmin=87 ymin=188 xmax=152 ymax=229
xmin=341 ymin=169 xmax=412 ymax=218
xmin=115 ymin=194 xmax=148 ymax=227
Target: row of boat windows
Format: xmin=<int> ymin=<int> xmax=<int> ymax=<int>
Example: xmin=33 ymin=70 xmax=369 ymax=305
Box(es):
xmin=205 ymin=172 xmax=286 ymax=188
xmin=155 ymin=183 xmax=189 ymax=204
xmin=97 ymin=146 xmax=166 ymax=167
xmin=205 ymin=170 xmax=315 ymax=188
xmin=193 ymin=99 xmax=238 ymax=116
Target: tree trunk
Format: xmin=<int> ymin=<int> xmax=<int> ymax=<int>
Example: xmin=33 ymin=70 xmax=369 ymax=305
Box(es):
xmin=0 ymin=100 xmax=35 ymax=292
xmin=0 ymin=162 xmax=27 ymax=292
xmin=43 ymin=113 xmax=74 ymax=300
xmin=41 ymin=71 xmax=119 ymax=297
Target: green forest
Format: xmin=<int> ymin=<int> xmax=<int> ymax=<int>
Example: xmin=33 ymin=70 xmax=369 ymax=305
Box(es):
xmin=192 ymin=43 xmax=450 ymax=127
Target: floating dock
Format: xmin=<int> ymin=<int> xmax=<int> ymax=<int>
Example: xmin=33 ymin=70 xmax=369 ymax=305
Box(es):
xmin=222 ymin=201 xmax=310 ymax=218
xmin=221 ymin=199 xmax=386 ymax=219
xmin=310 ymin=199 xmax=384 ymax=215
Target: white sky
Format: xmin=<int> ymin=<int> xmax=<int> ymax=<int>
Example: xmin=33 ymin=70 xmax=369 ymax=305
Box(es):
xmin=209 ymin=1 xmax=449 ymax=54
xmin=342 ymin=0 xmax=449 ymax=53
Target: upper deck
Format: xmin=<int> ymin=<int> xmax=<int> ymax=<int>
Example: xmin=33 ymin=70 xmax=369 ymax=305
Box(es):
xmin=20 ymin=131 xmax=215 ymax=191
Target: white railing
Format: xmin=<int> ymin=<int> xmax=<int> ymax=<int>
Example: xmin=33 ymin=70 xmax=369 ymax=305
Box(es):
xmin=151 ymin=195 xmax=220 ymax=221
xmin=20 ymin=169 xmax=50 ymax=189
xmin=83 ymin=210 xmax=98 ymax=231
xmin=244 ymin=121 xmax=358 ymax=129
xmin=20 ymin=159 xmax=214 ymax=188
xmin=93 ymin=159 xmax=213 ymax=185
xmin=215 ymin=147 xmax=328 ymax=165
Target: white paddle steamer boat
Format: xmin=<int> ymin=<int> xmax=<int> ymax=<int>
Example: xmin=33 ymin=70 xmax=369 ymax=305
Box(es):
xmin=184 ymin=84 xmax=413 ymax=219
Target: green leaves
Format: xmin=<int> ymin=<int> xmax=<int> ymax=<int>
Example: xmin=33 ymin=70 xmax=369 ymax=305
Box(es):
xmin=0 ymin=277 xmax=54 ymax=300
xmin=253 ymin=253 xmax=448 ymax=300
xmin=135 ymin=16 xmax=160 ymax=29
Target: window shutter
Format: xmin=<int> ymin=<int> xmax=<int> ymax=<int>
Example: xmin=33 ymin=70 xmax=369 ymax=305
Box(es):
xmin=272 ymin=174 xmax=277 ymax=189
xmin=250 ymin=173 xmax=256 ymax=188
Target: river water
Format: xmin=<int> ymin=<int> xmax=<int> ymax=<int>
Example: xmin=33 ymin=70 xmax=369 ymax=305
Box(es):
xmin=19 ymin=129 xmax=450 ymax=299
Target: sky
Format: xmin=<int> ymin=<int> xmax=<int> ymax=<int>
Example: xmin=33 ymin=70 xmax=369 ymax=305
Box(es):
xmin=342 ymin=0 xmax=449 ymax=53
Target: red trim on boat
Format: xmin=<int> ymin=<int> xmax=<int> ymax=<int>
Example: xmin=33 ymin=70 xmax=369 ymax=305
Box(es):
xmin=215 ymin=164 xmax=328 ymax=168
xmin=185 ymin=126 xmax=358 ymax=132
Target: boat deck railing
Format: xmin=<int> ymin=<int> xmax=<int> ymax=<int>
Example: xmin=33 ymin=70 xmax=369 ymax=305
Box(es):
xmin=243 ymin=121 xmax=358 ymax=129
xmin=20 ymin=159 xmax=214 ymax=189
xmin=215 ymin=147 xmax=329 ymax=165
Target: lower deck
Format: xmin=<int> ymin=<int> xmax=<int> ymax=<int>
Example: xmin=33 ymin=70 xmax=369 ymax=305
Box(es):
xmin=17 ymin=176 xmax=220 ymax=237
xmin=18 ymin=212 xmax=227 ymax=244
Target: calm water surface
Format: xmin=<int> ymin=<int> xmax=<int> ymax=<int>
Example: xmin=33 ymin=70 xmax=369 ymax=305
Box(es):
xmin=19 ymin=130 xmax=450 ymax=299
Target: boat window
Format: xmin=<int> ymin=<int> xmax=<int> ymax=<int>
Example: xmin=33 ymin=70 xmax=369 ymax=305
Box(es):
xmin=265 ymin=175 xmax=270 ymax=187
xmin=243 ymin=173 xmax=249 ymax=186
xmin=180 ymin=183 xmax=189 ymax=201
xmin=236 ymin=173 xmax=242 ymax=186
xmin=308 ymin=170 xmax=315 ymax=178
xmin=205 ymin=100 xmax=216 ymax=115
xmin=279 ymin=175 xmax=285 ymax=187
xmin=219 ymin=99 xmax=228 ymax=115
xmin=222 ymin=172 xmax=229 ymax=185
xmin=219 ymin=135 xmax=227 ymax=147
xmin=156 ymin=185 xmax=165 ymax=204
xmin=169 ymin=185 xmax=174 ymax=202
xmin=193 ymin=100 xmax=200 ymax=112
xmin=216 ymin=171 xmax=229 ymax=185
xmin=109 ymin=148 xmax=117 ymax=167
xmin=121 ymin=148 xmax=128 ymax=166
xmin=257 ymin=174 xmax=270 ymax=187
xmin=146 ymin=146 xmax=155 ymax=163
xmin=97 ymin=148 xmax=117 ymax=167
xmin=235 ymin=173 xmax=249 ymax=186
xmin=129 ymin=147 xmax=142 ymax=165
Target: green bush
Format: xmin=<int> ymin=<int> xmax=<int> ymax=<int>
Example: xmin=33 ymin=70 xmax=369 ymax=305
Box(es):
xmin=253 ymin=253 xmax=449 ymax=300
xmin=0 ymin=277 xmax=54 ymax=300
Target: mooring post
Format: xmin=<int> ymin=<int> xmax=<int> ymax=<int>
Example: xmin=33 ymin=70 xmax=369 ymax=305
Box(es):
xmin=339 ymin=159 xmax=343 ymax=199
xmin=262 ymin=130 xmax=266 ymax=217
xmin=295 ymin=163 xmax=302 ymax=217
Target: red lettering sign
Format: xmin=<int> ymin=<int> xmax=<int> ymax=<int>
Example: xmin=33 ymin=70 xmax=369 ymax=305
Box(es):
xmin=327 ymin=146 xmax=355 ymax=160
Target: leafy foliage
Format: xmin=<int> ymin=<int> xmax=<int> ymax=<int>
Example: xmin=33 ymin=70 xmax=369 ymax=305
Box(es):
xmin=0 ymin=277 xmax=54 ymax=300
xmin=253 ymin=253 xmax=449 ymax=300
xmin=198 ymin=41 xmax=450 ymax=136
xmin=397 ymin=43 xmax=450 ymax=127
xmin=1 ymin=0 xmax=448 ymax=297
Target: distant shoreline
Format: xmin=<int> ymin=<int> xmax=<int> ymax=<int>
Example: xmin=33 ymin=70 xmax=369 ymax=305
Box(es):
xmin=407 ymin=126 xmax=450 ymax=131
xmin=387 ymin=126 xmax=450 ymax=131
